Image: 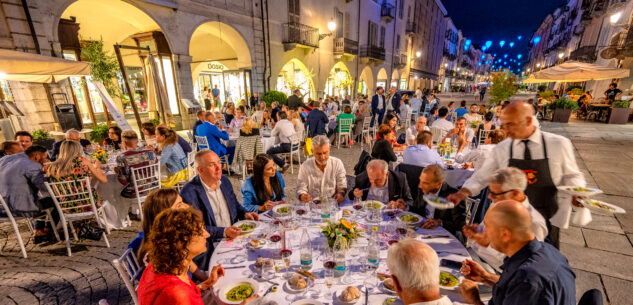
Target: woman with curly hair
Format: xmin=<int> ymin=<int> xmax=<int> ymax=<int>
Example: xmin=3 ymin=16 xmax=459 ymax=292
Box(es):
xmin=137 ymin=208 xmax=259 ymax=305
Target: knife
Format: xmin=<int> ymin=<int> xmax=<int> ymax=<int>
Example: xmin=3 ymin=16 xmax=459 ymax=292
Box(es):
xmin=364 ymin=285 xmax=369 ymax=305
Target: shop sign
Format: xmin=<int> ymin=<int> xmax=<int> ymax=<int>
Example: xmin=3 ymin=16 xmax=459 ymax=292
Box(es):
xmin=206 ymin=62 xmax=227 ymax=72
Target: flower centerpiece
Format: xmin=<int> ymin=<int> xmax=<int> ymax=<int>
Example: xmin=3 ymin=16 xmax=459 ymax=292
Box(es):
xmin=469 ymin=120 xmax=482 ymax=129
xmin=93 ymin=149 xmax=108 ymax=164
xmin=321 ymin=219 xmax=361 ymax=249
xmin=436 ymin=142 xmax=454 ymax=157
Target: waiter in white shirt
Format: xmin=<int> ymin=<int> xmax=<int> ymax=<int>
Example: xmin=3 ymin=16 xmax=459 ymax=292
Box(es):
xmin=448 ymin=102 xmax=586 ymax=248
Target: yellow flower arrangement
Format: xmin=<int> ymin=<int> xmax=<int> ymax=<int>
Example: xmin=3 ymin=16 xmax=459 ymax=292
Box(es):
xmin=93 ymin=149 xmax=108 ymax=164
xmin=437 ymin=142 xmax=454 ymax=157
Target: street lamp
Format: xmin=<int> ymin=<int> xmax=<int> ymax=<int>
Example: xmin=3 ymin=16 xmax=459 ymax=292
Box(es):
xmin=558 ymin=52 xmax=564 ymax=59
xmin=536 ymin=63 xmax=541 ymax=68
xmin=610 ymin=12 xmax=622 ymax=25
xmin=319 ymin=19 xmax=337 ymax=40
xmin=527 ymin=68 xmax=531 ymax=72
xmin=415 ymin=51 xmax=421 ymax=57
xmin=444 ymin=63 xmax=448 ymax=67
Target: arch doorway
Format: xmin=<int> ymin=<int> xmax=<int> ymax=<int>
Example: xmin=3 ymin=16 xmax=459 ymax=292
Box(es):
xmin=60 ymin=0 xmax=178 ymax=127
xmin=276 ymin=59 xmax=316 ymax=100
xmin=390 ymin=70 xmax=400 ymax=89
xmin=376 ymin=68 xmax=388 ymax=89
xmin=359 ymin=66 xmax=374 ymax=95
xmin=324 ymin=62 xmax=353 ymax=98
xmin=190 ymin=22 xmax=252 ymax=109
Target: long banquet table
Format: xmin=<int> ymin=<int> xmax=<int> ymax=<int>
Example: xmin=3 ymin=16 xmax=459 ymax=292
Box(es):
xmin=206 ymin=202 xmax=474 ymax=305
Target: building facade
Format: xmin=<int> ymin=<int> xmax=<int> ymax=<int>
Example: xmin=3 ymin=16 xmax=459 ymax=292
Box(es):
xmin=0 ymin=0 xmax=472 ymax=134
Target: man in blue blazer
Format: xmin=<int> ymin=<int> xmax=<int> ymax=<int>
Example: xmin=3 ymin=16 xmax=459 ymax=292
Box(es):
xmin=196 ymin=112 xmax=229 ymax=157
xmin=371 ymin=86 xmax=386 ymax=127
xmin=180 ymin=150 xmax=259 ymax=270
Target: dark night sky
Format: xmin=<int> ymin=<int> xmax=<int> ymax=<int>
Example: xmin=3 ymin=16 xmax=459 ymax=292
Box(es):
xmin=442 ymin=0 xmax=567 ymax=71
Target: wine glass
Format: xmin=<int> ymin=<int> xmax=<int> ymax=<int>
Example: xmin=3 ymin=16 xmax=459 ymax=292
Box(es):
xmin=280 ymin=248 xmax=293 ymax=279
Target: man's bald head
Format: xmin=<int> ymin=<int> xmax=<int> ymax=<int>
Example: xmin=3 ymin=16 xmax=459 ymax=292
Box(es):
xmin=501 ymin=102 xmax=535 ymax=139
xmin=484 ymin=200 xmax=535 ymax=254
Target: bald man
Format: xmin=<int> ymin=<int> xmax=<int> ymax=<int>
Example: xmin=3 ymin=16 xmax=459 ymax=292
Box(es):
xmin=458 ymin=200 xmax=576 ymax=305
xmin=448 ymin=101 xmax=586 ymax=248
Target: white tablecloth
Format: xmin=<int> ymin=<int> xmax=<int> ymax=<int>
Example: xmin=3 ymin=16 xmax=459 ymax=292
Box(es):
xmin=207 ymin=203 xmax=472 ymax=305
xmin=394 ymin=155 xmax=475 ymax=189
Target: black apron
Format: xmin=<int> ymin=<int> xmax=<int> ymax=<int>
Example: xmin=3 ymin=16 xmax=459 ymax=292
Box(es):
xmin=508 ymin=135 xmax=558 ymax=221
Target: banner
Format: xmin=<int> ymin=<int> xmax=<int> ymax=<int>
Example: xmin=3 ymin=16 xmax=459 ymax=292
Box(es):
xmin=92 ymin=80 xmax=133 ymax=130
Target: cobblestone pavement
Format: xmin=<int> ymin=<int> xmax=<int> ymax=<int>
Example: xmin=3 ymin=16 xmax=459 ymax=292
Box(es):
xmin=1 ymin=117 xmax=632 ymax=304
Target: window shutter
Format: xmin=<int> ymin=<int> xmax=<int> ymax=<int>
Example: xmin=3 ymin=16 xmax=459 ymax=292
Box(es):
xmin=344 ymin=12 xmax=351 ymax=38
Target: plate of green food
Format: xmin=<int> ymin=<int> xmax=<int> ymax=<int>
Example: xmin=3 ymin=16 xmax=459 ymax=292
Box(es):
xmin=379 ymin=297 xmax=404 ymax=305
xmin=578 ymin=198 xmax=626 ymax=214
xmin=438 ymin=267 xmax=463 ymax=290
xmin=234 ymin=220 xmax=258 ymax=234
xmin=363 ymin=200 xmax=385 ymax=210
xmin=397 ymin=212 xmax=424 ymax=227
xmin=423 ymin=195 xmax=454 ymax=210
xmin=558 ymin=186 xmax=603 ymax=197
xmin=273 ymin=204 xmax=292 ymax=217
xmin=217 ymin=278 xmax=259 ymax=304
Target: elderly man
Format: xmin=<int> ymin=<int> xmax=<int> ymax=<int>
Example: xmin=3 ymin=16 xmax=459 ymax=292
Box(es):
xmin=462 ymin=167 xmax=548 ymax=271
xmin=50 ymin=129 xmax=91 ymax=160
xmin=409 ymin=165 xmax=465 ymax=235
xmin=297 ymin=135 xmax=347 ymax=204
xmin=180 ymin=150 xmax=259 ymax=270
xmin=14 ymin=131 xmax=33 ymax=150
xmin=405 ymin=116 xmax=430 ymax=145
xmin=402 ymin=131 xmax=444 ymax=168
xmin=349 ymin=159 xmax=412 ymax=208
xmin=386 ymin=86 xmax=402 ymax=114
xmin=463 ymin=104 xmax=482 ymax=126
xmin=448 ymin=102 xmax=586 ymax=248
xmin=267 ymin=111 xmax=295 ymax=169
xmin=442 ymin=117 xmax=474 ymax=147
xmin=387 ymin=239 xmax=461 ymax=305
xmin=196 ymin=111 xmax=229 ymax=157
xmin=459 ymin=200 xmax=576 ymax=305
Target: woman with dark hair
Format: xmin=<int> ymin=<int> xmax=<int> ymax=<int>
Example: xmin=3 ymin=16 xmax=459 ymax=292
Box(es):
xmin=137 ymin=208 xmax=259 ymax=305
xmin=476 ymin=111 xmax=496 ymax=140
xmin=156 ymin=127 xmax=187 ymax=187
xmin=371 ymin=124 xmax=398 ymax=163
xmin=104 ymin=126 xmax=122 ymax=150
xmin=240 ymin=154 xmax=285 ymax=213
xmin=141 ymin=122 xmax=157 ymax=148
xmin=380 ymin=112 xmax=406 ymax=150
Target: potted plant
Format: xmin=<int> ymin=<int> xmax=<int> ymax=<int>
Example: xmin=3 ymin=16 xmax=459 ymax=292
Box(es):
xmin=31 ymin=129 xmax=55 ymax=150
xmin=607 ymin=100 xmax=631 ymax=124
xmin=90 ymin=123 xmax=111 ymax=144
xmin=261 ymin=90 xmax=287 ymax=107
xmin=548 ymin=98 xmax=578 ymax=123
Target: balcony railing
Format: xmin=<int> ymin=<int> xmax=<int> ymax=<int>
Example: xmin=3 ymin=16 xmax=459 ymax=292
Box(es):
xmin=360 ymin=45 xmax=385 ymax=61
xmin=570 ymin=45 xmax=597 ymax=63
xmin=334 ymin=37 xmax=358 ymax=55
xmin=381 ymin=2 xmax=395 ymax=22
xmin=406 ymin=21 xmax=416 ymax=34
xmin=394 ymin=53 xmax=407 ymax=67
xmin=282 ymin=22 xmax=319 ymax=48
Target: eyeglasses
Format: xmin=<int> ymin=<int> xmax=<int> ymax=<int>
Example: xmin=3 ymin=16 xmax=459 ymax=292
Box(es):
xmin=489 ymin=189 xmax=514 ymax=197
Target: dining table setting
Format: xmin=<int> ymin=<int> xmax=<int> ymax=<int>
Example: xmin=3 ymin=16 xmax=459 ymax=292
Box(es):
xmin=206 ymin=197 xmax=485 ymax=305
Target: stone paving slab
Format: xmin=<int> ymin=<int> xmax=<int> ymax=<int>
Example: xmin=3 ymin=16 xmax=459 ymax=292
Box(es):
xmin=573 ymin=269 xmax=609 ymax=305
xmin=603 ymin=275 xmax=633 ymax=305
xmin=582 ymin=228 xmax=633 ymax=256
xmin=561 ymin=241 xmax=633 ymax=282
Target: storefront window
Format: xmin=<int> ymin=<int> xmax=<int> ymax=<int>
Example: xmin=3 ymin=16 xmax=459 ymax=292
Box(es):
xmin=194 ymin=61 xmax=251 ymax=108
xmin=399 ymin=79 xmax=407 ymax=90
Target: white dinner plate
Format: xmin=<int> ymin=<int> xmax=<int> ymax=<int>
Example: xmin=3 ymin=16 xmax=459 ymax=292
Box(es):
xmin=378 ymin=280 xmax=396 ymax=295
xmin=234 ymin=220 xmax=258 ymax=234
xmin=438 ymin=267 xmax=463 ymax=291
xmin=376 ymin=297 xmax=404 ymax=305
xmin=396 ymin=211 xmax=424 ymax=227
xmin=335 ymin=286 xmax=362 ymax=304
xmin=578 ymin=198 xmax=626 ymax=214
xmin=363 ymin=200 xmax=385 ymax=210
xmin=273 ymin=204 xmax=292 ymax=217
xmin=423 ymin=195 xmax=454 ymax=210
xmin=290 ymin=299 xmax=325 ymax=305
xmin=217 ymin=278 xmax=259 ymax=304
xmin=558 ymin=186 xmax=603 ymax=197
xmin=284 ymin=279 xmax=307 ymax=294
xmin=246 ymin=238 xmax=267 ymax=249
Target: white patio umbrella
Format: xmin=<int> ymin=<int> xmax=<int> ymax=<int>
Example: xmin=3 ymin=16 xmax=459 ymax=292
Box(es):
xmin=0 ymin=49 xmax=90 ymax=83
xmin=533 ymin=61 xmax=629 ymax=82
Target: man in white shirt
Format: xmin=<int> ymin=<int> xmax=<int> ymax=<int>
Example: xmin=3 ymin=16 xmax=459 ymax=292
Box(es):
xmin=448 ymin=102 xmax=586 ymax=248
xmin=180 ymin=150 xmax=259 ymax=270
xmin=430 ymin=107 xmax=454 ymax=132
xmin=462 ymin=167 xmax=548 ymax=271
xmin=297 ymin=135 xmax=347 ymax=204
xmin=441 ymin=117 xmax=475 ymax=147
xmin=387 ymin=239 xmax=461 ymax=305
xmin=455 ymin=129 xmax=506 ymax=170
xmin=403 ymin=131 xmax=444 ymax=168
xmin=406 ymin=116 xmax=430 ymax=145
xmin=266 ymin=111 xmax=296 ymax=169
xmin=463 ymin=104 xmax=483 ymax=126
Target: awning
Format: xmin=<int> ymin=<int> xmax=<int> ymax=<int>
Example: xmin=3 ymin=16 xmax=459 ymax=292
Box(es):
xmin=522 ymin=74 xmax=552 ymax=84
xmin=0 ymin=49 xmax=91 ymax=83
xmin=530 ymin=61 xmax=629 ymax=82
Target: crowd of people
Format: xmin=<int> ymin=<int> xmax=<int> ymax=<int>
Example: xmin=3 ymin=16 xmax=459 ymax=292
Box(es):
xmin=0 ymin=84 xmax=596 ymax=305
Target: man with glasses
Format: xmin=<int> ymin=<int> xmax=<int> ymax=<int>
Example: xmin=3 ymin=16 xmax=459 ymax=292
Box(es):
xmin=448 ymin=102 xmax=585 ymax=248
xmin=180 ymin=149 xmax=259 ymax=270
xmin=462 ymin=167 xmax=547 ymax=271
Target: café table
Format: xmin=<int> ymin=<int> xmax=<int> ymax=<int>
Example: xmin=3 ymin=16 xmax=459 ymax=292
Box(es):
xmin=393 ymin=153 xmax=475 ymax=189
xmin=206 ymin=202 xmax=478 ymax=305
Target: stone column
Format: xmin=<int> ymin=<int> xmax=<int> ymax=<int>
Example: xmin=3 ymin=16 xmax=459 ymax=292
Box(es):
xmin=173 ymin=53 xmax=195 ymax=129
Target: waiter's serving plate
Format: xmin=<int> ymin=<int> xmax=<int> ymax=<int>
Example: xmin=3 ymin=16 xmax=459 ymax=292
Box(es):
xmin=423 ymin=195 xmax=453 ymax=210
xmin=558 ymin=186 xmax=603 ymax=197
xmin=578 ymin=198 xmax=626 ymax=214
